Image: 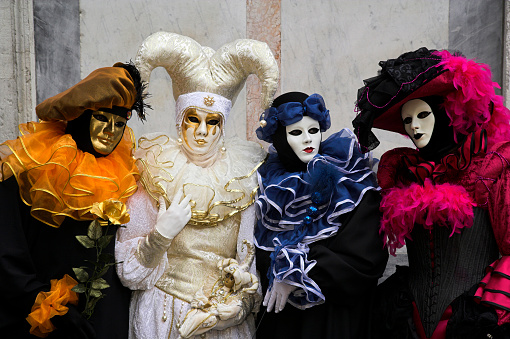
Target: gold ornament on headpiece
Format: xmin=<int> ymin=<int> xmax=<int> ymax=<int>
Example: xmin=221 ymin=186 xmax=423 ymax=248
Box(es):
xmin=204 ymin=96 xmax=215 ymax=107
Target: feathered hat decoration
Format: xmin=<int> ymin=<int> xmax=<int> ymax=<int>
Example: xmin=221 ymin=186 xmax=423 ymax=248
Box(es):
xmin=353 ymin=47 xmax=510 ymax=152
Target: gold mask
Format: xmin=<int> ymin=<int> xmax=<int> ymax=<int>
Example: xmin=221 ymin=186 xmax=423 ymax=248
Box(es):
xmin=89 ymin=111 xmax=127 ymax=155
xmin=181 ymin=108 xmax=223 ymax=156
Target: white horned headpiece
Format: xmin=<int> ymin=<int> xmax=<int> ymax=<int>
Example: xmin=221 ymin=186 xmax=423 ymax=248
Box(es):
xmin=134 ymin=31 xmax=279 ymax=131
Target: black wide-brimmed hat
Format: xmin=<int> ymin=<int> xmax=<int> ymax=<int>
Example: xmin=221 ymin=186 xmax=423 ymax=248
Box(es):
xmin=353 ymin=47 xmax=509 ymax=152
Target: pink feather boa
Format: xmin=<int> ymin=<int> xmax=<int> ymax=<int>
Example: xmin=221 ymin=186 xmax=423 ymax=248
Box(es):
xmin=435 ymin=50 xmax=510 ymax=147
xmin=380 ymin=179 xmax=476 ymax=255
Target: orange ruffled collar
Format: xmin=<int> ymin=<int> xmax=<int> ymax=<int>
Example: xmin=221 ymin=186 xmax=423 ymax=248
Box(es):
xmin=0 ymin=121 xmax=139 ymax=227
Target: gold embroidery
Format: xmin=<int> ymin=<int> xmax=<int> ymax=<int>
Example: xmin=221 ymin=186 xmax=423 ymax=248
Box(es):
xmin=203 ymin=96 xmax=215 ymax=106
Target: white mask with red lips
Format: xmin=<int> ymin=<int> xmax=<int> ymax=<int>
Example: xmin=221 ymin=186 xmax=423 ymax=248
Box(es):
xmin=285 ymin=116 xmax=322 ymax=164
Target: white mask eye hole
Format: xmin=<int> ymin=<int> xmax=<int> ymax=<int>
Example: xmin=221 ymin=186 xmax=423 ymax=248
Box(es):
xmin=401 ymin=99 xmax=435 ymax=149
xmin=417 ymin=111 xmax=432 ymax=119
xmin=285 ymin=116 xmax=322 ymax=164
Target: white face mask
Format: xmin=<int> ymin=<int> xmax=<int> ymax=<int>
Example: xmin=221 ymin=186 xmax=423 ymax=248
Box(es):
xmin=286 ymin=116 xmax=321 ymax=164
xmin=401 ymin=99 xmax=435 ymax=149
xmin=180 ymin=108 xmax=223 ymax=156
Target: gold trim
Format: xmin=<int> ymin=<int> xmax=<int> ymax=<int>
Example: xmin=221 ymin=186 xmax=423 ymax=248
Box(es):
xmin=1 ymin=123 xmax=139 ymax=227
xmin=136 ymin=134 xmax=266 ymax=226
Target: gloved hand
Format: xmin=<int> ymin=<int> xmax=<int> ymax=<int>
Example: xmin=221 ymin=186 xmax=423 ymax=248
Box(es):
xmin=263 ymin=280 xmax=297 ymax=313
xmin=155 ymin=189 xmax=191 ymax=239
xmin=51 ymin=303 xmax=96 ymax=339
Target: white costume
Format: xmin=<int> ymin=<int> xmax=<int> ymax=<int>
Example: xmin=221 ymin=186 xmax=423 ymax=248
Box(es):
xmin=115 ymin=32 xmax=278 ymax=339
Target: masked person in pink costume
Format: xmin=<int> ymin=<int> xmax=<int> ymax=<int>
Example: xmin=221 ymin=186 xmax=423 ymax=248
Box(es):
xmin=354 ymin=47 xmax=510 ymax=338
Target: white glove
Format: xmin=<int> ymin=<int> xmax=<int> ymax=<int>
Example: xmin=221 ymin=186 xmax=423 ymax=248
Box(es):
xmin=155 ymin=189 xmax=191 ymax=239
xmin=263 ymin=280 xmax=297 ymax=313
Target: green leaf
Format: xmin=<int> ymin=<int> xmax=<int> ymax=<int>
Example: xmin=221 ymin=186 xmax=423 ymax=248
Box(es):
xmin=97 ymin=235 xmax=114 ymax=249
xmin=99 ymin=253 xmax=114 ymax=263
xmin=71 ymin=283 xmax=86 ymax=293
xmin=76 ymin=235 xmax=95 ymax=249
xmin=87 ymin=220 xmax=103 ymax=240
xmin=90 ymin=289 xmax=102 ymax=298
xmin=72 ymin=267 xmax=89 ymax=282
xmin=91 ymin=278 xmax=110 ymax=290
xmin=96 ymin=266 xmax=110 ymax=278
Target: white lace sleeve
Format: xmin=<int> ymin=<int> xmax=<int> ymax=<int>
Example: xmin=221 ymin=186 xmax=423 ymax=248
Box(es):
xmin=115 ymin=183 xmax=168 ymax=290
xmin=236 ymin=204 xmax=262 ymax=313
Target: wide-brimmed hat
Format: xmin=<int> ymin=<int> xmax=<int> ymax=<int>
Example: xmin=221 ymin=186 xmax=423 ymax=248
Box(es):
xmin=353 ymin=47 xmax=510 ymax=152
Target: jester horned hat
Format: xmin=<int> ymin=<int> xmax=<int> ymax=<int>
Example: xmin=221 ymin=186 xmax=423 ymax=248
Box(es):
xmin=353 ymin=47 xmax=510 ymax=152
xmin=134 ymin=31 xmax=279 ymax=131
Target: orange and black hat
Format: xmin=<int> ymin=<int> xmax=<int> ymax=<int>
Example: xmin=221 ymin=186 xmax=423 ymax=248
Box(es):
xmin=36 ymin=62 xmax=148 ymax=122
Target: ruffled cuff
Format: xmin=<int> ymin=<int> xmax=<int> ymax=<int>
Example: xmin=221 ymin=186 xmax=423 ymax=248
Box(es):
xmin=475 ymin=256 xmax=510 ymax=325
xmin=26 ymin=274 xmax=79 ymax=338
xmin=272 ymin=242 xmax=325 ymax=309
xmin=135 ymin=228 xmax=173 ymax=268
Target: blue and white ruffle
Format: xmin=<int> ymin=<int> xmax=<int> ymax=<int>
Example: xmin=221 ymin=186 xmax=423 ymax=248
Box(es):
xmin=255 ymin=128 xmax=380 ymax=309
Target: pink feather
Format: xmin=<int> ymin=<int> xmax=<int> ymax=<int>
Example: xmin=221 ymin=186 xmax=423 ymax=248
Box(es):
xmin=380 ymin=179 xmax=476 ymax=256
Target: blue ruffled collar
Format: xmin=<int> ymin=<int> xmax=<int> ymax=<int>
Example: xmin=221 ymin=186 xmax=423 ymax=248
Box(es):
xmin=254 ymin=128 xmax=380 ymax=308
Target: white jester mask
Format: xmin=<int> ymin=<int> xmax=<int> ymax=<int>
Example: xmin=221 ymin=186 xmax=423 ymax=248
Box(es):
xmin=401 ymin=99 xmax=435 ymax=149
xmin=180 ymin=107 xmax=223 ymax=157
xmin=286 ymin=116 xmax=322 ymax=164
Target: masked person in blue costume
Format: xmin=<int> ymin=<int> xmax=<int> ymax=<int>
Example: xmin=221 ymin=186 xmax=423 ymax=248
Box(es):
xmin=254 ymin=92 xmax=388 ymax=338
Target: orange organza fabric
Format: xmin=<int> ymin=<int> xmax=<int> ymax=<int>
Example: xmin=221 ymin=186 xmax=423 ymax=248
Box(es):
xmin=0 ymin=121 xmax=139 ymax=227
xmin=26 ymin=274 xmax=79 ymax=338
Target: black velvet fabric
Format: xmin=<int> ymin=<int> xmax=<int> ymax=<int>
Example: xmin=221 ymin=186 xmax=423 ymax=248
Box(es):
xmin=446 ymin=285 xmax=510 ymax=339
xmin=255 ymin=190 xmax=388 ymax=339
xmin=0 ymin=177 xmax=130 ymax=339
xmin=372 ymin=271 xmax=510 ymax=339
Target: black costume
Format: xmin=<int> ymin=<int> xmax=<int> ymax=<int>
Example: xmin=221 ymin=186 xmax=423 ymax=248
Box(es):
xmin=256 ymin=189 xmax=387 ymax=338
xmin=0 ymin=177 xmax=130 ymax=339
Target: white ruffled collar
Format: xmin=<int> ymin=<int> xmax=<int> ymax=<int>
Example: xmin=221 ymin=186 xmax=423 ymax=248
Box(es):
xmin=135 ymin=133 xmax=266 ymax=224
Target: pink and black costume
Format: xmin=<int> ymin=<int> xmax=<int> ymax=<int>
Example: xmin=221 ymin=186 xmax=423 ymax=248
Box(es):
xmin=354 ymin=47 xmax=510 ymax=338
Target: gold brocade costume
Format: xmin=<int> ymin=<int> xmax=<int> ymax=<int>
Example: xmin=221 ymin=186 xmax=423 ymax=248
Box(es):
xmin=134 ymin=133 xmax=265 ymax=301
xmin=0 ymin=121 xmax=139 ymax=227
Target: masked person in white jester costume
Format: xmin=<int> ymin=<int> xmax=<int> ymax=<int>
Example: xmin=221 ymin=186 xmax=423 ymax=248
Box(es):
xmin=0 ymin=62 xmax=148 ymax=338
xmin=254 ymin=91 xmax=388 ymax=338
xmin=114 ymin=32 xmax=279 ymax=339
xmin=354 ymin=47 xmax=510 ymax=338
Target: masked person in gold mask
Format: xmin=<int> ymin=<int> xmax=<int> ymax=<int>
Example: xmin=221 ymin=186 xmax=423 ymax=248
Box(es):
xmin=0 ymin=62 xmax=148 ymax=339
xmin=114 ymin=32 xmax=279 ymax=339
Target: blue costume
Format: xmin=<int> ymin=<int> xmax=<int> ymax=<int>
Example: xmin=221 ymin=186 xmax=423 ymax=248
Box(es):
xmin=254 ymin=92 xmax=388 ymax=338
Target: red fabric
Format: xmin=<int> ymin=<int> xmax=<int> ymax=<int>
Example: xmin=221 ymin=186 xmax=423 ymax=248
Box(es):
xmin=379 ymin=140 xmax=510 ymax=324
xmin=475 ymin=256 xmax=510 ymax=325
xmin=412 ymin=302 xmax=452 ymax=339
xmin=404 ymin=130 xmax=487 ymax=185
